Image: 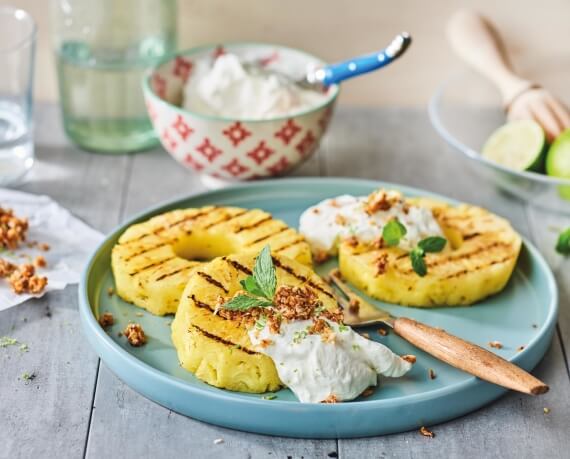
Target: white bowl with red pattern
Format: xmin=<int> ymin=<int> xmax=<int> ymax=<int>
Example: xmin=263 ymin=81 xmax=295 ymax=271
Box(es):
xmin=143 ymin=43 xmax=339 ymax=186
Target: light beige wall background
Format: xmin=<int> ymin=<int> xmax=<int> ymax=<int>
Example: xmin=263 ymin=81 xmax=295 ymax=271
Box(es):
xmin=4 ymin=0 xmax=570 ymax=107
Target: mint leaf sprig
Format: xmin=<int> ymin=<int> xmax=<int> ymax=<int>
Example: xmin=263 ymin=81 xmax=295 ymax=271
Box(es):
xmin=221 ymin=245 xmax=277 ymax=311
xmin=410 ymin=236 xmax=447 ymax=277
xmin=382 ymin=218 xmax=407 ymax=247
xmin=556 ymin=228 xmax=570 ymax=255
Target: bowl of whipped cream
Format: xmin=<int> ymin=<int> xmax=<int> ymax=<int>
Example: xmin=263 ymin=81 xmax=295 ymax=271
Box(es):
xmin=143 ymin=43 xmax=339 ymax=185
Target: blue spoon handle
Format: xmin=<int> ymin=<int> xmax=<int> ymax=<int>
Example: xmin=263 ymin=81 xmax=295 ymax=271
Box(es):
xmin=316 ymin=32 xmax=412 ymax=86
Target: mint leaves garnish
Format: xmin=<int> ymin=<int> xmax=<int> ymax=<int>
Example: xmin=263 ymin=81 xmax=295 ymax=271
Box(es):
xmin=410 ymin=236 xmax=447 ymax=277
xmin=221 ymin=245 xmax=277 ymax=312
xmin=418 ymin=236 xmax=447 ymax=253
xmin=556 ymin=228 xmax=570 ymax=255
xmin=382 ymin=219 xmax=407 ymax=247
xmin=222 ymin=295 xmax=273 ymax=311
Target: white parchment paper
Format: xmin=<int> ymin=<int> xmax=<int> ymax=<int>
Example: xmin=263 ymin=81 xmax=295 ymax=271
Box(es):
xmin=0 ymin=188 xmax=103 ymax=310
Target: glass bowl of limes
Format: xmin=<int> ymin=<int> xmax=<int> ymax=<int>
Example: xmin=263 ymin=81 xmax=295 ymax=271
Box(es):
xmin=429 ymin=65 xmax=570 ymax=214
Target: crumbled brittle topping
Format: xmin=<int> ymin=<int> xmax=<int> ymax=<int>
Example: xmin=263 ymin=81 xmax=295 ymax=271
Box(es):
xmin=364 ymin=189 xmax=402 ymax=215
xmin=345 ymin=236 xmax=358 ymax=248
xmin=313 ymin=250 xmax=329 ymax=264
xmin=8 ymin=264 xmax=48 ymax=294
xmin=33 ymin=255 xmax=47 ymax=268
xmin=274 ymin=285 xmax=320 ymax=321
xmin=419 ymin=426 xmax=435 ymax=438
xmin=0 ymin=207 xmax=28 ymax=249
xmin=334 ymin=214 xmax=348 ymax=226
xmin=0 ymin=258 xmax=17 ymax=277
xmin=375 ymin=253 xmax=389 ymax=275
xmin=402 ymin=354 xmax=417 ymax=364
xmin=98 ymin=312 xmax=114 ymax=328
xmin=488 ymin=340 xmax=503 ymax=349
xmin=321 ymin=394 xmax=339 ymax=404
xmin=123 ymin=323 xmax=147 ymax=346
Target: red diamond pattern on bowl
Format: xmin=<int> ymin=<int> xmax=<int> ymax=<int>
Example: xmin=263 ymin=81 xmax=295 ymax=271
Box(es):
xmin=152 ymin=74 xmax=167 ymax=99
xmin=296 ymin=130 xmax=316 ymax=156
xmin=267 ymin=156 xmax=290 ymax=175
xmin=222 ymin=158 xmax=249 ymax=177
xmin=223 ymin=122 xmax=252 ymax=147
xmin=172 ymin=115 xmax=194 ymax=141
xmin=161 ymin=128 xmax=177 ymax=151
xmin=247 ymin=141 xmax=274 ymax=165
xmin=184 ymin=154 xmax=204 ymax=171
xmin=173 ymin=56 xmax=193 ymax=82
xmin=274 ymin=119 xmax=301 ymax=145
xmin=196 ymin=137 xmax=223 ymax=163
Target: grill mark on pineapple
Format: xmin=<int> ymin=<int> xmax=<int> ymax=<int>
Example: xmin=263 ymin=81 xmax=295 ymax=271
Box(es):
xmin=443 ymin=255 xmax=515 ymax=279
xmin=272 ymin=257 xmax=334 ymax=299
xmin=246 ymin=226 xmax=289 ymax=246
xmin=196 ymin=271 xmax=229 ymax=293
xmin=203 ymin=209 xmax=249 ymax=229
xmin=190 ymin=324 xmax=258 ymax=355
xmin=121 ymin=209 xmax=214 ymax=244
xmin=394 ymin=241 xmax=512 ymax=274
xmin=155 ymin=265 xmax=193 ymax=281
xmin=222 ymin=257 xmax=253 ymax=275
xmin=234 ymin=216 xmax=272 ymax=233
xmin=274 ymin=237 xmax=306 ymax=253
xmin=190 ymin=294 xmax=217 ymax=313
xmin=123 ymin=242 xmax=170 ymax=262
xmin=128 ymin=257 xmax=176 ymax=276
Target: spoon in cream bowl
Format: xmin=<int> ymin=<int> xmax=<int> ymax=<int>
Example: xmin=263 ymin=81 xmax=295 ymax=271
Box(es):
xmin=244 ymin=32 xmax=412 ymax=91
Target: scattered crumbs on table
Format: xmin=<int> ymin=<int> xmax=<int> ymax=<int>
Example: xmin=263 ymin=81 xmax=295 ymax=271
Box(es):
xmin=328 ymin=452 xmax=339 ymax=458
xmin=21 ymin=372 xmax=36 ymax=382
xmin=165 ymin=321 xmax=172 ymax=326
xmin=19 ymin=343 xmax=29 ymax=353
xmin=117 ymin=331 xmax=123 ymax=337
xmin=135 ymin=312 xmax=144 ymax=317
xmin=262 ymin=394 xmax=277 ymax=400
xmin=377 ymin=327 xmax=388 ymax=336
xmin=107 ymin=287 xmax=114 ymax=296
xmin=419 ymin=426 xmax=435 ymax=438
xmin=532 ymin=324 xmax=538 ymax=329
xmin=213 ymin=438 xmax=224 ymax=445
xmin=517 ymin=345 xmax=525 ymax=352
xmin=22 ymin=317 xmax=27 ymax=322
xmin=488 ymin=340 xmax=503 ymax=349
xmin=33 ymin=255 xmax=47 ymax=268
xmin=428 ymin=368 xmax=436 ymax=380
xmin=38 ymin=243 xmax=50 ymax=251
xmin=402 ymin=354 xmax=416 ymax=364
xmin=0 ymin=336 xmax=18 ymax=348
xmin=544 ymin=407 xmax=551 ymax=414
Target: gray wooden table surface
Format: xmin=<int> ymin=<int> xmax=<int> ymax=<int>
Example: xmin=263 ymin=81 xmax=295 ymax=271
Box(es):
xmin=1 ymin=103 xmax=568 ymax=459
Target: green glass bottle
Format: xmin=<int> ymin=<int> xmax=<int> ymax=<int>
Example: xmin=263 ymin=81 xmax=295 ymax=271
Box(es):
xmin=51 ymin=0 xmax=177 ymax=154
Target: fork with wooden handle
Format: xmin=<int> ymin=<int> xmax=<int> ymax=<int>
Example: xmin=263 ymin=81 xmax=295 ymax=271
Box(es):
xmin=447 ymin=9 xmax=570 ymax=142
xmin=327 ymin=270 xmax=549 ymax=396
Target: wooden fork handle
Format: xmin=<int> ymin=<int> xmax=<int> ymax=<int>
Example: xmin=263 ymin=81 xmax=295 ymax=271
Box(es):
xmin=446 ymin=9 xmax=532 ymax=105
xmin=393 ymin=317 xmax=549 ymax=395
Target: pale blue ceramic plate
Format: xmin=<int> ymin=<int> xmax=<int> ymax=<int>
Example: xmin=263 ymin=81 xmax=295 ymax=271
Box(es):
xmin=79 ymin=178 xmax=558 ymax=438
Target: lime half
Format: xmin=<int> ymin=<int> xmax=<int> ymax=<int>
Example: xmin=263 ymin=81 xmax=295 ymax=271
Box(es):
xmin=546 ymin=128 xmax=570 ymax=200
xmin=482 ymin=120 xmax=546 ymax=172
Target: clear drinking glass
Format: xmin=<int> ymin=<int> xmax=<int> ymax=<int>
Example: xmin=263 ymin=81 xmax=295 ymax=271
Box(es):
xmin=50 ymin=0 xmax=177 ymax=154
xmin=0 ymin=7 xmax=36 ymax=185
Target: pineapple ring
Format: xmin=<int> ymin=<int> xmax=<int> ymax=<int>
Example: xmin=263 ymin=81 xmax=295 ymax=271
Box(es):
xmin=339 ymin=198 xmax=522 ymax=307
xmin=171 ymin=251 xmax=338 ymax=393
xmin=112 ymin=206 xmax=311 ymax=316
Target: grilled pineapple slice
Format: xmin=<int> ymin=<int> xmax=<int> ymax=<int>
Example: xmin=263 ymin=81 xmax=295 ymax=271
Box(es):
xmin=112 ymin=207 xmax=311 ymax=316
xmin=339 ymin=198 xmax=522 ymax=306
xmin=171 ymin=252 xmax=338 ymax=393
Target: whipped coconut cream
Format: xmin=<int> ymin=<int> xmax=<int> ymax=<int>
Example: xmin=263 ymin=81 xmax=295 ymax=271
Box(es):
xmin=183 ymin=54 xmax=328 ymax=119
xmin=299 ymin=191 xmax=443 ymax=254
xmin=249 ymin=319 xmax=412 ymax=403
